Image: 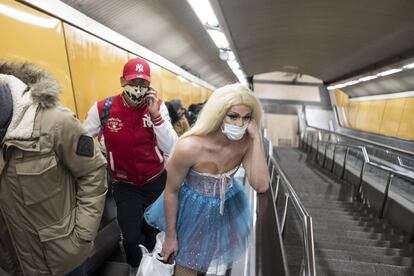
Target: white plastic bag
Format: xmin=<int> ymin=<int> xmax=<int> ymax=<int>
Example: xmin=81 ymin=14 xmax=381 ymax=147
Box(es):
xmin=153 ymin=231 xmax=165 ymax=254
xmin=136 ymin=232 xmax=174 ymax=276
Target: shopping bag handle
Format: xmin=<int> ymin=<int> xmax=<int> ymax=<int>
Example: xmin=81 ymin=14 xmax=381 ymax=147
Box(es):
xmin=156 ymin=253 xmax=175 ymax=265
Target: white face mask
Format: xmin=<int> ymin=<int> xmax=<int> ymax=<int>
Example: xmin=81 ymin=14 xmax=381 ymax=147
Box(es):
xmin=221 ymin=123 xmax=249 ymax=141
xmin=123 ymin=85 xmax=149 ymax=104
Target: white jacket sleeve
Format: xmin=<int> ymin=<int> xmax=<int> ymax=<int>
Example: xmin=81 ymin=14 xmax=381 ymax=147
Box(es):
xmin=152 ymin=102 xmax=178 ymax=156
xmin=83 ymin=102 xmax=101 ymax=138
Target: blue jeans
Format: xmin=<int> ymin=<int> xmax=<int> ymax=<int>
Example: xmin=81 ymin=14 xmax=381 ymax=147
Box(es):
xmin=65 ymin=261 xmax=87 ymax=276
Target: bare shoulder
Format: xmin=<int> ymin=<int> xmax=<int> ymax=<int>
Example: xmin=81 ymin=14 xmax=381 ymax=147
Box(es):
xmin=173 ymin=136 xmax=204 ymax=161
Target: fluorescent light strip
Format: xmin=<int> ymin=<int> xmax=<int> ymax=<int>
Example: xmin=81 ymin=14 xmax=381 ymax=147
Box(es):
xmin=187 ymin=0 xmax=219 ymax=27
xmin=207 ymin=29 xmax=230 ymax=49
xmin=331 ymin=64 xmax=412 ymax=90
xmin=359 ymin=75 xmax=378 ymax=82
xmin=345 ymin=80 xmax=360 ymax=86
xmin=335 ymin=83 xmax=348 ymax=89
xmin=403 ymin=63 xmax=414 ymax=69
xmin=349 ymin=90 xmax=414 ymax=102
xmin=227 ymin=60 xmax=240 ymax=70
xmin=187 ymin=0 xmax=246 ymax=84
xmin=377 ymin=68 xmax=403 ymax=77
xmin=0 ymin=3 xmax=58 ymax=28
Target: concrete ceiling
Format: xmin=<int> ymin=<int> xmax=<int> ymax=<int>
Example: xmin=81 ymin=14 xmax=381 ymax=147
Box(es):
xmin=61 ymin=0 xmax=414 ymax=87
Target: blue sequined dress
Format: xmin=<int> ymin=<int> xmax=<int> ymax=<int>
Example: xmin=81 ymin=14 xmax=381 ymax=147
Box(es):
xmin=144 ymin=166 xmax=252 ymax=273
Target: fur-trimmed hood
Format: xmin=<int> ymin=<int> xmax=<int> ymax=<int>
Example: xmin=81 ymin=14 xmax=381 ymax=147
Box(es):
xmin=0 ymin=61 xmax=60 ymax=108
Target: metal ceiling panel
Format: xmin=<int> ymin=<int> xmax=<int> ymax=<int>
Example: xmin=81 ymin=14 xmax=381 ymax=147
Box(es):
xmin=61 ymin=0 xmax=414 ymax=88
xmin=216 ymin=0 xmax=414 ymax=82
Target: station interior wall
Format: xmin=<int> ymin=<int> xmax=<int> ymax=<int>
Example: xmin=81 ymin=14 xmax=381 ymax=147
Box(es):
xmin=0 ymin=0 xmax=212 ymax=121
xmin=335 ymin=90 xmax=414 ymax=141
xmin=254 ymin=72 xmax=325 ymax=147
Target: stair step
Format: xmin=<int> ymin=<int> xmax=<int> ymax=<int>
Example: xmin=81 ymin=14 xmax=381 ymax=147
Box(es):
xmin=300 ymin=196 xmax=351 ymax=203
xmin=313 ymin=241 xmax=413 ymax=257
xmin=316 ymin=269 xmax=376 ymax=276
xmin=303 ymin=203 xmax=366 ymax=212
xmin=289 ymin=265 xmax=377 ymax=276
xmin=310 ymin=215 xmax=383 ymax=224
xmin=301 ymin=198 xmax=354 ymax=204
xmin=299 ymin=193 xmax=352 ymax=201
xmin=317 ymin=248 xmax=413 ymax=266
xmin=309 ymin=210 xmax=375 ymax=220
xmin=286 ymin=233 xmax=409 ymax=250
xmin=311 ymin=217 xmax=388 ymax=227
xmin=316 ymin=259 xmax=414 ymax=276
xmin=313 ymin=222 xmax=393 ymax=233
xmin=312 ymin=229 xmax=406 ymax=242
xmin=285 ymin=246 xmax=413 ymax=266
xmin=305 ymin=203 xmax=372 ymax=212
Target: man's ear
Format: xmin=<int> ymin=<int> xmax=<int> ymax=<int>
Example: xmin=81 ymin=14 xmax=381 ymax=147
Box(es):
xmin=120 ymin=76 xmax=128 ymax=87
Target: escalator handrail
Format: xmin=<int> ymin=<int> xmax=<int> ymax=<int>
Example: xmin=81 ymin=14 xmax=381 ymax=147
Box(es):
xmin=305 ymin=125 xmax=414 ymax=158
xmin=267 ymin=141 xmax=316 ymax=276
xmin=318 ymin=140 xmax=414 ymax=181
xmin=300 ymin=105 xmax=413 ymax=158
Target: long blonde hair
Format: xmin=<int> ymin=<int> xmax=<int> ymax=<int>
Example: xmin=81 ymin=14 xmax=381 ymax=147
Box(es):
xmin=181 ymin=83 xmax=263 ymax=139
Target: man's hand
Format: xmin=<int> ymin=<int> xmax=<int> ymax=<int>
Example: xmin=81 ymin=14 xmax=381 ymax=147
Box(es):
xmin=145 ymin=88 xmax=160 ymax=117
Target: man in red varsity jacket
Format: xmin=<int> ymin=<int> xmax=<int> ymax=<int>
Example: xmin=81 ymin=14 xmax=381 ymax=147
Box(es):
xmin=83 ymin=58 xmax=178 ymax=273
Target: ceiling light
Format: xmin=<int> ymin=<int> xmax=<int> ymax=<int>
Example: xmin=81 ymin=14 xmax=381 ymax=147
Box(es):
xmin=177 ymin=76 xmax=188 ymax=82
xmin=232 ymin=69 xmax=247 ymax=84
xmin=359 ymin=75 xmax=378 ymax=82
xmin=403 ymin=63 xmax=414 ymax=69
xmin=227 ymin=60 xmax=240 ymax=70
xmin=377 ymin=68 xmax=402 ymax=77
xmin=327 ymin=86 xmax=337 ymax=90
xmin=344 ymin=80 xmax=360 ymax=86
xmin=207 ymin=30 xmax=229 ymax=49
xmin=187 ymin=0 xmax=219 ymax=27
xmin=0 ymin=3 xmax=58 ymax=28
xmin=187 ymin=0 xmax=247 ymax=85
xmin=219 ymin=50 xmax=229 ymax=61
xmin=335 ymin=83 xmax=348 ymax=89
xmin=227 ymin=51 xmax=235 ymax=61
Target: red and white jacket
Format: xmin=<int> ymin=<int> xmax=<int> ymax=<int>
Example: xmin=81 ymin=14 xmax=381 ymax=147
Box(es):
xmin=83 ymin=94 xmax=178 ymax=186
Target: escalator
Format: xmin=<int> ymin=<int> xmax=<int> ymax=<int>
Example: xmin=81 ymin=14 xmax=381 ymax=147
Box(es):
xmin=276 ymin=147 xmax=414 ymax=275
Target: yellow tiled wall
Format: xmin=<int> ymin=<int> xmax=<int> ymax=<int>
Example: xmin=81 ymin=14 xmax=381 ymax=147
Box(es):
xmin=335 ymin=90 xmax=414 ymax=140
xmin=0 ymin=0 xmax=212 ymax=121
xmin=148 ymin=61 xmax=163 ymax=100
xmin=379 ymin=98 xmax=406 ymax=137
xmin=190 ymin=84 xmax=202 ymax=104
xmin=179 ymin=81 xmax=192 ymax=108
xmin=161 ymin=69 xmax=180 ymax=101
xmin=64 ymin=23 xmax=129 ymax=121
xmin=397 ymin=97 xmax=414 ymax=140
xmin=0 ymin=0 xmax=76 ymax=112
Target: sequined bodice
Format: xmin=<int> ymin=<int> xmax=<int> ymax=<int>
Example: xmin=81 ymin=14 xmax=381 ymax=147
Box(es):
xmin=185 ymin=166 xmax=240 ymax=214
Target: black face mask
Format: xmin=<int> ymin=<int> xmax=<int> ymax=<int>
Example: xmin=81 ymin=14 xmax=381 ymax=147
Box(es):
xmin=0 ymin=83 xmax=13 ymax=144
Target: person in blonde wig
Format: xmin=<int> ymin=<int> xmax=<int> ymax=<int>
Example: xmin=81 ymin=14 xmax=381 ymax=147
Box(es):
xmin=144 ymin=83 xmax=269 ymax=276
xmin=180 ymin=83 xmax=263 ymax=139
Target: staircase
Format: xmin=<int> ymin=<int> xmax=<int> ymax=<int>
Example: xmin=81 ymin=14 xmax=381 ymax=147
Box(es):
xmin=275 ymin=148 xmax=414 ymax=276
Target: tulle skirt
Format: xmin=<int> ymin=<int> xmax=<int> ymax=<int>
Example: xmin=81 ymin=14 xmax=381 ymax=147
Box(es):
xmin=144 ymin=179 xmax=252 ymax=273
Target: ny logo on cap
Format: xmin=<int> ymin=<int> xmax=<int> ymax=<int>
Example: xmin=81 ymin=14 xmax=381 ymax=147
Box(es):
xmin=136 ymin=64 xmax=144 ymax=72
